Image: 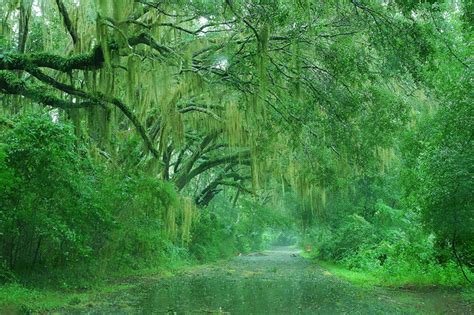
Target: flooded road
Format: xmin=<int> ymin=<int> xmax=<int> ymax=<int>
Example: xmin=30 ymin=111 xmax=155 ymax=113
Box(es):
xmin=138 ymin=247 xmax=396 ymax=314
xmin=72 ymin=246 xmax=471 ymax=314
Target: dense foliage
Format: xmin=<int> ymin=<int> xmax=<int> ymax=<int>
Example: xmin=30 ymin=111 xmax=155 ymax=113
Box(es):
xmin=302 ymin=0 xmax=473 ymax=285
xmin=0 ymin=0 xmax=472 ymax=294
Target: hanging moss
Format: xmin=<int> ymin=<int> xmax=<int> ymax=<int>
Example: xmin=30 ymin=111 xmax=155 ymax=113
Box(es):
xmin=291 ymin=39 xmax=302 ymax=98
xmin=376 ymin=146 xmax=396 ymax=173
xmin=251 ymin=152 xmax=260 ymax=190
xmin=320 ymin=187 xmax=327 ymax=209
xmin=126 ymin=55 xmax=138 ymax=106
xmin=95 ymin=19 xmax=111 ymax=69
xmin=181 ymin=197 xmax=195 ymax=244
xmin=165 ymin=203 xmax=177 ymax=241
xmin=112 ymin=0 xmax=133 ymax=22
xmin=96 ymin=0 xmax=110 ymax=16
xmin=225 ymin=101 xmax=243 ymax=146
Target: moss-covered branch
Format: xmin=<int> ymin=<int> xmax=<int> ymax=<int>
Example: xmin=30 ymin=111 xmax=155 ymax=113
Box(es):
xmin=55 ymin=0 xmax=79 ymax=45
xmin=178 ymin=106 xmax=223 ymax=121
xmin=0 ymin=31 xmax=173 ymax=72
xmin=128 ymin=32 xmax=172 ymax=55
xmin=195 ymin=170 xmax=252 ymax=206
xmin=187 ymin=150 xmax=251 ymax=182
xmin=0 ymin=72 xmax=94 ymax=109
xmin=0 ymin=46 xmax=104 ymax=72
xmin=0 ymin=71 xmax=159 ymax=158
xmin=175 ymin=150 xmax=251 ymax=190
xmin=103 ymin=94 xmax=160 ymax=158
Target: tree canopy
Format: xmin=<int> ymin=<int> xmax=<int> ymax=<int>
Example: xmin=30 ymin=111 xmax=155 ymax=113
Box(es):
xmin=0 ymin=0 xmax=472 ymax=296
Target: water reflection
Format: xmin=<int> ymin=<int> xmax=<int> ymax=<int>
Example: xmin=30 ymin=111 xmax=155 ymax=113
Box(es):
xmin=140 ymin=272 xmax=381 ymax=314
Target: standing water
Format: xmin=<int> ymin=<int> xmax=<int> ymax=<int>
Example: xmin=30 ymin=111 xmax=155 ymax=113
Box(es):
xmin=72 ymin=247 xmax=470 ymax=314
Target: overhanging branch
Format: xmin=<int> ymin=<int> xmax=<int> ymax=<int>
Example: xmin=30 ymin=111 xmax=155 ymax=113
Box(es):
xmin=55 ymin=0 xmax=79 ymax=45
xmin=0 ymin=70 xmax=159 ymax=158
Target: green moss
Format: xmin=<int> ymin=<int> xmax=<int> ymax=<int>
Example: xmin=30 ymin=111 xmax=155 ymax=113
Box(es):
xmin=0 ymin=46 xmax=104 ymax=72
xmin=30 ymin=46 xmax=104 ymax=71
xmin=0 ymin=71 xmax=80 ymax=109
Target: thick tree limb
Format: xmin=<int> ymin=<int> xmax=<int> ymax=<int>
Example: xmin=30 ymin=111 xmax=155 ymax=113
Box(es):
xmin=128 ymin=32 xmax=172 ymax=55
xmin=55 ymin=0 xmax=79 ymax=45
xmin=0 ymin=72 xmax=93 ymax=109
xmin=182 ymin=150 xmax=251 ymax=189
xmin=0 ymin=31 xmax=173 ymax=72
xmin=196 ymin=170 xmax=253 ymax=206
xmin=174 ymin=133 xmax=221 ymax=189
xmin=178 ymin=105 xmax=223 ymax=121
xmin=0 ymin=70 xmax=159 ymax=158
xmin=0 ymin=46 xmax=104 ymax=72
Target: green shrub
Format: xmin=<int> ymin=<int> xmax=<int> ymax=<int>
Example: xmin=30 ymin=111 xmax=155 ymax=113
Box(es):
xmin=0 ymin=114 xmax=190 ymax=283
xmin=189 ymin=206 xmax=237 ymax=261
xmin=314 ymin=214 xmax=376 ymax=261
xmin=99 ymin=174 xmax=184 ymax=269
xmin=310 ymin=200 xmax=473 ymax=286
xmin=0 ymin=114 xmax=111 ymax=273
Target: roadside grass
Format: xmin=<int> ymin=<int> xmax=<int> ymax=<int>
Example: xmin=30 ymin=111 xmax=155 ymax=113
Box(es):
xmin=315 ymin=259 xmax=474 ymax=312
xmin=301 ymin=251 xmax=473 ymax=311
xmin=312 ymin=258 xmax=472 ymax=289
xmin=300 ymin=251 xmax=472 ymax=289
xmin=0 ymin=283 xmax=86 ymax=313
xmin=0 ymin=270 xmax=168 ymax=313
xmin=462 ymin=286 xmax=474 ymax=305
xmin=0 ymin=263 xmax=180 ymax=313
xmin=315 ymin=260 xmax=379 ymax=288
xmin=0 ymin=255 xmax=233 ymax=313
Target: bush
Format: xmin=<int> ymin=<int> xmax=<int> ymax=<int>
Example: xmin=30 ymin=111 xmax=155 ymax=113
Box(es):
xmin=0 ymin=114 xmax=189 ymax=282
xmin=0 ymin=114 xmax=111 ymax=272
xmin=189 ymin=194 xmax=290 ymax=261
xmin=309 ymin=199 xmax=473 ymax=286
xmin=313 ymin=214 xmax=376 ymax=261
xmin=189 ymin=207 xmax=237 ymax=261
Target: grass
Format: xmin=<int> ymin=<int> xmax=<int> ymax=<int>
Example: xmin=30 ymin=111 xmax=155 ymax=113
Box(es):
xmin=0 ymin=254 xmax=235 ymax=313
xmin=0 ymin=283 xmax=85 ymax=312
xmin=0 ymin=260 xmax=189 ymax=313
xmin=0 ymin=280 xmax=145 ymax=313
xmin=300 ymin=251 xmax=379 ymax=288
xmin=461 ymin=286 xmax=474 ymax=304
xmin=301 ymin=250 xmax=472 ymax=288
xmin=315 ymin=260 xmax=379 ymax=288
xmin=315 ymin=260 xmax=472 ymax=288
xmin=305 ymin=255 xmax=473 ymax=313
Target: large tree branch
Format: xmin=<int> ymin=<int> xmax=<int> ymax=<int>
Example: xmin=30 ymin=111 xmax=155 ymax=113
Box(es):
xmin=100 ymin=95 xmax=159 ymax=158
xmin=0 ymin=30 xmax=173 ymax=72
xmin=0 ymin=70 xmax=159 ymax=158
xmin=178 ymin=105 xmax=223 ymax=121
xmin=174 ymin=132 xmax=220 ymax=189
xmin=225 ymin=0 xmax=260 ymax=41
xmin=182 ymin=150 xmax=251 ymax=189
xmin=128 ymin=32 xmax=172 ymax=55
xmin=55 ymin=0 xmax=79 ymax=45
xmin=0 ymin=46 xmax=104 ymax=72
xmin=195 ymin=170 xmax=253 ymax=206
xmin=0 ymin=71 xmax=94 ymax=109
